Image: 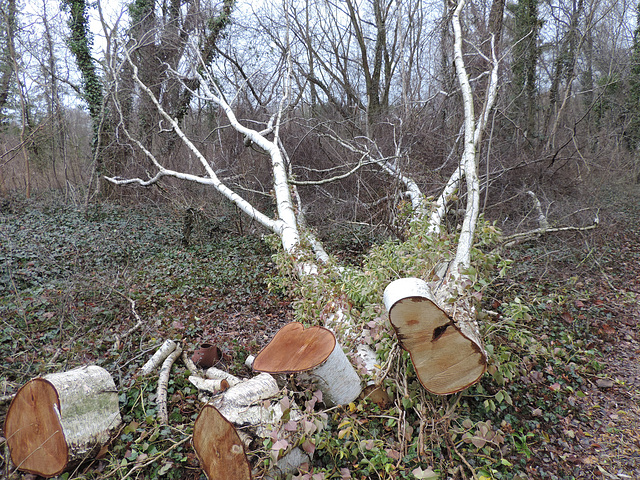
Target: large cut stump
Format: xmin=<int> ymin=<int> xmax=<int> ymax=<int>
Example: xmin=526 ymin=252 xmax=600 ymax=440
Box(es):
xmin=383 ymin=278 xmax=487 ymax=394
xmin=193 ymin=405 xmax=252 ymax=480
xmin=253 ymin=322 xmax=361 ymax=406
xmin=4 ymin=365 xmax=122 ymax=477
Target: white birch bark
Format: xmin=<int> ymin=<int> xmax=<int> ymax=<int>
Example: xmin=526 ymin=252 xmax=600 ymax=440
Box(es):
xmin=108 ymin=50 xmax=299 ymax=253
xmin=211 ymin=373 xmax=284 ymax=433
xmin=451 ymin=0 xmax=479 ymax=275
xmin=449 ymin=1 xmax=500 ymax=275
xmin=43 ymin=366 xmax=122 ymax=458
xmin=205 ymin=366 xmax=243 ymax=386
xmin=428 ymin=166 xmax=463 ymax=234
xmin=297 ymin=343 xmax=362 ymax=406
xmin=157 ymin=344 xmax=183 ymax=424
xmin=5 ymin=366 xmax=122 ymax=477
xmin=140 ymin=340 xmax=177 ymax=376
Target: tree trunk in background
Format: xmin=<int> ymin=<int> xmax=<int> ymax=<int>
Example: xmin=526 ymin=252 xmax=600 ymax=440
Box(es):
xmin=509 ymin=0 xmax=541 ymax=141
xmin=488 ymin=0 xmax=505 ymax=44
xmin=544 ymin=0 xmax=585 ymax=152
xmin=440 ymin=0 xmax=458 ymax=134
xmin=0 ymin=0 xmax=16 ymax=117
xmin=62 ymin=0 xmax=109 ymax=198
xmin=43 ymin=5 xmax=65 ymax=192
xmin=626 ymin=3 xmax=640 ymax=153
xmin=6 ymin=0 xmax=30 ymax=197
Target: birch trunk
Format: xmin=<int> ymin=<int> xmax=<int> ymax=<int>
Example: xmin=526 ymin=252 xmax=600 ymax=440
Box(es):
xmin=4 ymin=366 xmax=122 ymax=477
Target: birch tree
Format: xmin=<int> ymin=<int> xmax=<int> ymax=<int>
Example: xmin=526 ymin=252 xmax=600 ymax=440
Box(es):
xmin=106 ymin=0 xmax=501 ymax=394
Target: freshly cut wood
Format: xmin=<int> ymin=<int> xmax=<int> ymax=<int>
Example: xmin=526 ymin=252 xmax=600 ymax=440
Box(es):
xmin=383 ymin=278 xmax=487 ymax=395
xmin=252 ymin=322 xmax=361 ymax=406
xmin=253 ymin=322 xmax=335 ymax=373
xmin=189 ymin=375 xmax=231 ymax=394
xmin=193 ymin=404 xmax=252 ymax=480
xmin=4 ymin=365 xmax=122 ymax=478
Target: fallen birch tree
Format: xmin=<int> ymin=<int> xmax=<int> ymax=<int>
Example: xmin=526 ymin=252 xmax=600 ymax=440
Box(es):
xmin=103 ymin=0 xmax=503 ymax=474
xmin=105 ymin=0 xmax=499 ymax=396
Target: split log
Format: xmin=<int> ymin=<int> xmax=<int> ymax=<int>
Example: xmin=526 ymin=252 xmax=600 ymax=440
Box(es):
xmin=193 ymin=404 xmax=252 ymax=480
xmin=383 ymin=278 xmax=487 ymax=394
xmin=252 ymin=322 xmax=361 ymax=406
xmin=4 ymin=365 xmax=122 ymax=478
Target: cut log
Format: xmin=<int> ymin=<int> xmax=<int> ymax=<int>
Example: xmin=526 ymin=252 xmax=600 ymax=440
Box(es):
xmin=253 ymin=322 xmax=336 ymax=373
xmin=252 ymin=322 xmax=361 ymax=406
xmin=383 ymin=278 xmax=487 ymax=395
xmin=193 ymin=404 xmax=252 ymax=480
xmin=4 ymin=365 xmax=122 ymax=478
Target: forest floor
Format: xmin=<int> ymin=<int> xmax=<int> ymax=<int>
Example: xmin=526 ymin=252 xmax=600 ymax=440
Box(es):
xmin=0 ymin=188 xmax=638 ymax=480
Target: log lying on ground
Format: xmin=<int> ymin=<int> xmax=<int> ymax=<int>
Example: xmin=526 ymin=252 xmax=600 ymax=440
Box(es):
xmin=205 ymin=366 xmax=242 ymax=386
xmin=139 ymin=339 xmax=177 ymax=375
xmin=383 ymin=278 xmax=487 ymax=394
xmin=4 ymin=365 xmax=122 ymax=477
xmin=193 ymin=404 xmax=252 ymax=480
xmin=211 ymin=373 xmax=282 ymax=431
xmin=194 ymin=372 xmax=308 ymax=479
xmin=252 ymin=322 xmax=361 ymax=406
xmin=158 ymin=343 xmax=182 ymax=424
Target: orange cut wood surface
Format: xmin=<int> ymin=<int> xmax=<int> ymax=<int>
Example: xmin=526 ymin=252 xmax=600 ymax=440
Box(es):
xmin=389 ymin=296 xmax=486 ymax=395
xmin=4 ymin=378 xmax=68 ymax=477
xmin=252 ymin=322 xmax=336 ymax=373
xmin=193 ymin=405 xmax=252 ymax=480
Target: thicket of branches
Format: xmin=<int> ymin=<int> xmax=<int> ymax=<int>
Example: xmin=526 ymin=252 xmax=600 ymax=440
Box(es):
xmin=0 ymin=0 xmax=638 ymax=233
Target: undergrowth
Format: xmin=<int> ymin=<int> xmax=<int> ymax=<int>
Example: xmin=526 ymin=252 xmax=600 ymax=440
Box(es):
xmin=0 ymin=193 xmax=624 ymax=480
xmin=268 ymin=216 xmax=607 ymax=480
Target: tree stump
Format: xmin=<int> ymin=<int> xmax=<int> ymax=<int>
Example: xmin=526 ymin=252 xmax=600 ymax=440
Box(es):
xmin=252 ymin=322 xmax=361 ymax=406
xmin=383 ymin=278 xmax=487 ymax=394
xmin=4 ymin=365 xmax=122 ymax=477
xmin=193 ymin=405 xmax=252 ymax=480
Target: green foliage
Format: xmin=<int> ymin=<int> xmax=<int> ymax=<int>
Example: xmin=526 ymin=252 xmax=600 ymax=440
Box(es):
xmin=2 ymin=195 xmax=628 ymax=479
xmin=128 ymin=0 xmax=154 ymax=25
xmin=108 ymin=373 xmax=199 ymax=479
xmin=0 ymin=0 xmax=16 ymax=122
xmin=0 ymin=198 xmax=177 ymax=294
xmin=60 ymin=0 xmax=103 ymax=121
